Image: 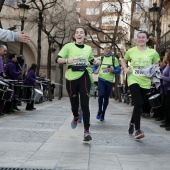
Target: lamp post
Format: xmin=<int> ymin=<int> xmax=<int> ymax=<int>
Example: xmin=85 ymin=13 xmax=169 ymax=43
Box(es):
xmin=18 ymin=0 xmax=29 ymax=56
xmin=47 ymin=36 xmax=55 ymax=79
xmin=149 ymin=3 xmax=159 ymax=36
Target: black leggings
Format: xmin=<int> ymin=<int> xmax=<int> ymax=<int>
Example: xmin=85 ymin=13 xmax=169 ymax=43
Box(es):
xmin=66 ymin=71 xmax=91 ymax=131
xmin=129 ymin=84 xmax=149 ymax=130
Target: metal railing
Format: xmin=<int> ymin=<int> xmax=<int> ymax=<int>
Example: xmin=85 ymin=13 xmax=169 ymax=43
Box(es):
xmin=160 ymin=30 xmax=170 ymax=51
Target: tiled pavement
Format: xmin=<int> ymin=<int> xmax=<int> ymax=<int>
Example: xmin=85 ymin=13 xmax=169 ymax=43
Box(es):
xmin=0 ymin=97 xmax=170 ymax=170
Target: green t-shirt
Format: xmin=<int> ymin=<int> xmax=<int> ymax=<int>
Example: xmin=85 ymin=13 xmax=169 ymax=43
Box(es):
xmin=98 ymin=55 xmax=119 ymax=83
xmin=124 ymin=46 xmax=160 ymax=89
xmin=57 ymin=43 xmax=94 ymax=81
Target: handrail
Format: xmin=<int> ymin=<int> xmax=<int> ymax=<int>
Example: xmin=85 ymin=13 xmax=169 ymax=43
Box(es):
xmin=160 ymin=30 xmax=170 ymax=50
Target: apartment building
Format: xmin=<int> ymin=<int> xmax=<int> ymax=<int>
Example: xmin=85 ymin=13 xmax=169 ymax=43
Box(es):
xmin=159 ymin=0 xmax=170 ymax=53
xmin=76 ymin=0 xmax=131 ymax=57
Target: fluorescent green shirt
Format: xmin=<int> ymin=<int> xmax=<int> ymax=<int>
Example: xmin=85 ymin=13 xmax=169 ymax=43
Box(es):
xmin=57 ymin=43 xmax=94 ymax=81
xmin=124 ymin=46 xmax=160 ymax=89
xmin=98 ymin=56 xmax=119 ymax=83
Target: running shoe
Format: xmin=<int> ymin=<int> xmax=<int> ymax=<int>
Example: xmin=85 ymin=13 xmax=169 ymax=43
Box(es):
xmin=135 ymin=130 xmax=145 ymax=139
xmin=71 ymin=116 xmax=79 ymax=129
xmin=77 ymin=116 xmax=82 ymax=123
xmin=128 ymin=121 xmax=135 ymax=134
xmin=84 ymin=130 xmax=92 ymax=141
xmin=100 ymin=115 xmax=105 ymax=121
xmin=96 ymin=111 xmax=102 ymax=119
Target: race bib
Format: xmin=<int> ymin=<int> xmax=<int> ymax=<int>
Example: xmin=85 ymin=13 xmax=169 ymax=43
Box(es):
xmin=74 ymin=57 xmax=87 ymax=66
xmin=133 ymin=66 xmax=145 ymax=76
xmin=102 ymin=68 xmax=109 ymax=74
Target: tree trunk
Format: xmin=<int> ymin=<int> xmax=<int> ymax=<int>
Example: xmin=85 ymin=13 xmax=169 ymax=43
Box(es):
xmin=47 ymin=40 xmax=51 ymax=79
xmin=58 ymin=64 xmax=63 ymax=100
xmin=130 ymin=0 xmax=136 ymax=44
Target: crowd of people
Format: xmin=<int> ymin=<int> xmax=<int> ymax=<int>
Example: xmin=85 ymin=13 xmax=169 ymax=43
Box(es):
xmin=0 ymin=28 xmax=55 ymax=115
xmin=1 ymin=26 xmax=170 ymax=142
xmin=0 ymin=51 xmax=56 ymax=114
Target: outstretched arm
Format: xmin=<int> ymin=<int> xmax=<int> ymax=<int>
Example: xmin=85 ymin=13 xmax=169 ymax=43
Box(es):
xmin=0 ymin=29 xmax=30 ymax=42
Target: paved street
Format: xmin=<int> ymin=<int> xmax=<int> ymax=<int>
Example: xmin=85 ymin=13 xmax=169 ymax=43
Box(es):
xmin=0 ymin=97 xmax=170 ymax=170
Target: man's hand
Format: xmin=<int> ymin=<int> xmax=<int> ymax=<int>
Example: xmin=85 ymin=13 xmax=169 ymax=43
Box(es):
xmin=18 ymin=31 xmax=30 ymax=43
xmin=94 ymin=58 xmax=101 ymax=65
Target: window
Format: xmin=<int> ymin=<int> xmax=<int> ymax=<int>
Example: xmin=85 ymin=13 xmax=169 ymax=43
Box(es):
xmin=104 ymin=35 xmax=113 ymax=41
xmin=92 ymin=48 xmax=98 ymax=55
xmin=102 ymin=2 xmax=120 ymax=13
xmin=136 ymin=3 xmax=141 ymax=12
xmin=86 ymin=34 xmax=98 ymax=41
xmin=102 ymin=16 xmax=115 ymax=26
xmin=76 ymin=8 xmax=80 ymax=13
xmin=86 ymin=8 xmax=100 ymax=15
xmin=91 ymin=21 xmax=99 ymax=27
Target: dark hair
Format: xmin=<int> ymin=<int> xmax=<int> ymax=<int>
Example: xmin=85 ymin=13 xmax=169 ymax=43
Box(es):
xmin=74 ymin=26 xmax=87 ymax=36
xmin=28 ymin=63 xmax=37 ymax=72
xmin=137 ymin=31 xmax=156 ymax=48
xmin=72 ymin=26 xmax=87 ymax=41
xmin=8 ymin=53 xmax=16 ymax=60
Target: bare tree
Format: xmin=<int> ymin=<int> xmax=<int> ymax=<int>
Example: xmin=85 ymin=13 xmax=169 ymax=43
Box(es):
xmin=27 ymin=0 xmax=59 ymax=75
xmin=77 ymin=0 xmax=129 ymax=100
xmin=42 ymin=0 xmax=78 ymax=99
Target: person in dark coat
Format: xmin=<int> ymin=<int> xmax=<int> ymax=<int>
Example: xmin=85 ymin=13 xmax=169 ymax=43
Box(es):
xmin=0 ymin=45 xmax=7 ymax=116
xmin=159 ymin=49 xmax=170 ymax=130
xmin=24 ymin=63 xmax=37 ymax=110
xmin=4 ymin=53 xmax=23 ymax=113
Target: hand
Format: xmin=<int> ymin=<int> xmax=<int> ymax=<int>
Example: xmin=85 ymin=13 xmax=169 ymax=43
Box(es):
xmin=95 ymin=59 xmax=101 ymax=65
xmin=124 ymin=67 xmax=131 ymax=74
xmin=107 ymin=67 xmax=113 ymax=73
xmin=94 ymin=70 xmax=99 ymax=74
xmin=18 ymin=31 xmax=30 ymax=43
xmin=67 ymin=57 xmax=78 ymax=64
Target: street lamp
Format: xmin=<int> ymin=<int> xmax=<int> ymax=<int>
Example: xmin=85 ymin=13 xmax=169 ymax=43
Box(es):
xmin=18 ymin=0 xmax=29 ymax=56
xmin=149 ymin=3 xmax=159 ymax=35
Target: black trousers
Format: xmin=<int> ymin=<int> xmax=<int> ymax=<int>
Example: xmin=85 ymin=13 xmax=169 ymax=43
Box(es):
xmin=66 ymin=71 xmax=91 ymax=131
xmin=129 ymin=84 xmax=149 ymax=130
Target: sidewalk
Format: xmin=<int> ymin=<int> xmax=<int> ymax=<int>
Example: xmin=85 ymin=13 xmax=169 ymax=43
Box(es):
xmin=0 ymin=97 xmax=170 ymax=170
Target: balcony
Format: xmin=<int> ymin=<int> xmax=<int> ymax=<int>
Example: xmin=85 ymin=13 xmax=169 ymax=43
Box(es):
xmin=160 ymin=30 xmax=170 ymax=51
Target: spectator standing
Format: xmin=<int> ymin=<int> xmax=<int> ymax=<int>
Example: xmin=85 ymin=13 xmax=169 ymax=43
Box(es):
xmin=24 ymin=64 xmax=38 ymax=111
xmin=160 ymin=49 xmax=170 ymax=131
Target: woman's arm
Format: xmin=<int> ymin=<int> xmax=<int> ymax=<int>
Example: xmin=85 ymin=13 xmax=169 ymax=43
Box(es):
xmin=121 ymin=58 xmax=131 ymax=74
